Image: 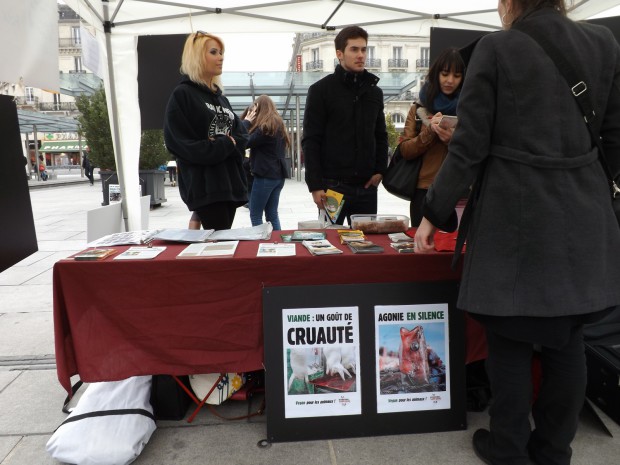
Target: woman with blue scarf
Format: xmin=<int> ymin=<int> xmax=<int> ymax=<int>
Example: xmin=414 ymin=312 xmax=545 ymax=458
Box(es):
xmin=399 ymin=48 xmax=465 ymax=226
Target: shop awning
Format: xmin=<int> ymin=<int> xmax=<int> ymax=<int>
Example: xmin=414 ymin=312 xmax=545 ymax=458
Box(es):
xmin=40 ymin=141 xmax=88 ymax=153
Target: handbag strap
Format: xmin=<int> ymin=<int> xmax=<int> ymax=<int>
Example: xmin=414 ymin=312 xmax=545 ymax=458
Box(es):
xmin=513 ymin=21 xmax=620 ymax=199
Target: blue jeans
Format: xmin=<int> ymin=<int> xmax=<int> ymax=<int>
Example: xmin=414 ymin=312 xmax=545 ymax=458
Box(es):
xmin=249 ymin=176 xmax=285 ymax=230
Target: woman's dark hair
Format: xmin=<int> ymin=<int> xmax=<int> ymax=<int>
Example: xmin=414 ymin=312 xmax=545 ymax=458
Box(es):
xmin=334 ymin=25 xmax=368 ymax=52
xmin=423 ymin=48 xmax=465 ymax=113
xmin=511 ymin=0 xmax=568 ymax=17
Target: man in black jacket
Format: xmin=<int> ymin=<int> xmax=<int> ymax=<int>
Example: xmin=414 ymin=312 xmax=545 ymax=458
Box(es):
xmin=302 ymin=25 xmax=388 ymax=226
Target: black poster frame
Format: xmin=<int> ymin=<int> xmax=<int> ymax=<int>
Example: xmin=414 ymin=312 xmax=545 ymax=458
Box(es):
xmin=263 ymin=281 xmax=465 ymax=442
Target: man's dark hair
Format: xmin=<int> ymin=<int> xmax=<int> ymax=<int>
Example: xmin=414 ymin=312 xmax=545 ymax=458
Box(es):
xmin=334 ymin=26 xmax=368 ymax=52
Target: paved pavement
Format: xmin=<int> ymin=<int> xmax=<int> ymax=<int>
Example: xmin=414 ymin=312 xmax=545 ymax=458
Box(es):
xmin=0 ymin=172 xmax=618 ymax=464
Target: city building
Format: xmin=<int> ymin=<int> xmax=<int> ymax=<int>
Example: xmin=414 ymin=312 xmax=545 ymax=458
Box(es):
xmin=294 ymin=32 xmax=430 ymax=131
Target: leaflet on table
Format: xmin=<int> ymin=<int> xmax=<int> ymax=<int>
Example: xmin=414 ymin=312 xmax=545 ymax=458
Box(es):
xmin=390 ymin=242 xmax=416 ymax=253
xmin=347 ymin=240 xmax=384 ymax=254
xmin=375 ymin=303 xmax=450 ymax=413
xmin=152 ymin=229 xmax=215 ymax=243
xmin=73 ymin=248 xmax=117 ymax=261
xmin=283 ymin=306 xmax=361 ymax=418
xmin=302 ymin=239 xmax=343 ymax=255
xmin=337 ymin=229 xmax=365 ymax=243
xmin=176 ymin=241 xmax=239 ymax=258
xmin=113 ymin=246 xmax=167 ymax=260
xmin=289 ymin=230 xmax=326 ymax=242
xmin=87 ymin=230 xmax=161 ymax=247
xmin=208 ymin=222 xmax=273 ymax=241
xmin=388 ymin=232 xmax=412 ymax=243
xmin=257 ymin=243 xmax=296 ymax=257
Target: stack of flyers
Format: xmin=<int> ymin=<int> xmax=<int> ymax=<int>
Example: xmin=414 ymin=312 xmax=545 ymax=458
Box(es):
xmin=337 ymin=229 xmax=365 ymax=243
xmin=390 ymin=242 xmax=416 ymax=253
xmin=302 ymin=239 xmax=343 ymax=255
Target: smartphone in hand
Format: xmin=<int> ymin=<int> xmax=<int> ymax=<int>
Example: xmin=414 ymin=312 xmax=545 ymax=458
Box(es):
xmin=438 ymin=115 xmax=458 ymax=129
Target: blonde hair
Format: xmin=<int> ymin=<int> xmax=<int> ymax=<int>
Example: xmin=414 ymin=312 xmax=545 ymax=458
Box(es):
xmin=248 ymin=95 xmax=290 ymax=148
xmin=180 ymin=32 xmax=225 ymax=91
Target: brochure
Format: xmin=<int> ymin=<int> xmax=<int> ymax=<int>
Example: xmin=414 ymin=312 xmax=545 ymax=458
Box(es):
xmin=74 ymin=248 xmax=117 ymax=261
xmin=337 ymin=229 xmax=365 ymax=243
xmin=388 ymin=232 xmax=412 ymax=242
xmin=302 ymin=239 xmax=343 ymax=256
xmin=290 ymin=230 xmax=327 ymax=242
xmin=323 ymin=189 xmax=345 ymax=223
xmin=152 ymin=229 xmax=215 ymax=243
xmin=208 ymin=222 xmax=273 ymax=241
xmin=87 ymin=230 xmax=161 ymax=247
xmin=347 ymin=240 xmax=384 ymax=254
xmin=114 ymin=246 xmax=167 ymax=260
xmin=390 ymin=242 xmax=416 ymax=253
xmin=257 ymin=243 xmax=296 ymax=257
xmin=176 ymin=241 xmax=239 ymax=259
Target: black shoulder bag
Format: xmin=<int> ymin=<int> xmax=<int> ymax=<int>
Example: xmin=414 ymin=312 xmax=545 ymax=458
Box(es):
xmin=513 ymin=21 xmax=620 ymax=227
xmin=382 ymin=108 xmax=423 ymax=201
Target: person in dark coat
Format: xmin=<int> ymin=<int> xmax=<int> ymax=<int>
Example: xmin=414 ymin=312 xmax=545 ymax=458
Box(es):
xmin=302 ymin=25 xmax=388 ymax=226
xmin=82 ymin=155 xmax=94 ymax=185
xmin=164 ymin=32 xmax=248 ymax=230
xmin=414 ymin=1 xmax=620 ymax=464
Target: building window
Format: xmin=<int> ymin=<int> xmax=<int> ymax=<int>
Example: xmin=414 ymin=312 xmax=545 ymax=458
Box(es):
xmin=71 ymin=26 xmax=81 ymax=45
xmin=393 ymin=46 xmax=402 ymax=60
xmin=25 ymin=87 xmax=35 ymax=102
xmin=420 ymin=47 xmax=430 ymax=62
xmin=74 ymin=56 xmax=83 ymax=72
xmin=367 ymin=46 xmax=375 ymax=60
xmin=312 ymin=48 xmax=319 ymax=62
xmin=54 ymin=93 xmax=61 ymax=110
xmin=392 ymin=113 xmax=405 ymax=124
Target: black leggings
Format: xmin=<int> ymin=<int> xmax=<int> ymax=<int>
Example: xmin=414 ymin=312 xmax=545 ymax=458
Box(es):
xmin=193 ymin=202 xmax=238 ymax=231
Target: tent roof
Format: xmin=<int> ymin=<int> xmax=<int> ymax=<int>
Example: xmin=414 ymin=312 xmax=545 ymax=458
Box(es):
xmin=64 ymin=0 xmax=620 ymax=37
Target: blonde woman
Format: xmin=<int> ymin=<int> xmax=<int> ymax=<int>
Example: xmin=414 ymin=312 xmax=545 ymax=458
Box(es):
xmin=242 ymin=95 xmax=290 ymax=230
xmin=164 ymin=32 xmax=248 ymax=230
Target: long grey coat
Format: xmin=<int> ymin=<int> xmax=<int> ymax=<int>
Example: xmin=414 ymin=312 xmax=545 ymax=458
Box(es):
xmin=424 ymin=8 xmax=620 ymax=318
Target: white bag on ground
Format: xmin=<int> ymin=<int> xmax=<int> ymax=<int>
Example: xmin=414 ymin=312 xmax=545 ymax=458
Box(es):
xmin=46 ymin=376 xmax=157 ymax=465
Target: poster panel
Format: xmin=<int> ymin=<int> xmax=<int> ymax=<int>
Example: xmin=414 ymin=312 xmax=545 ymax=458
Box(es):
xmin=375 ymin=304 xmax=450 ymax=413
xmin=282 ymin=306 xmax=361 ymax=418
xmin=263 ymin=281 xmax=465 ymax=443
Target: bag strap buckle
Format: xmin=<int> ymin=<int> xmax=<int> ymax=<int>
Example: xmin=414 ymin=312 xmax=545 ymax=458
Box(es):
xmin=571 ymin=81 xmax=587 ymax=97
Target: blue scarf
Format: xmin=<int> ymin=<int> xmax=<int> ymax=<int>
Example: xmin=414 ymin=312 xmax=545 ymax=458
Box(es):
xmin=419 ymin=82 xmax=459 ymax=116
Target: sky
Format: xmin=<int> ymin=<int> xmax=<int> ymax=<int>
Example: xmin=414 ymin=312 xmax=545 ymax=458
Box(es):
xmin=216 ymin=33 xmax=296 ymax=72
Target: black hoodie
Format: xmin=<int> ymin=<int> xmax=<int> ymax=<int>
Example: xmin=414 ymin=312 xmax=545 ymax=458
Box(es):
xmin=164 ymin=76 xmax=249 ymax=211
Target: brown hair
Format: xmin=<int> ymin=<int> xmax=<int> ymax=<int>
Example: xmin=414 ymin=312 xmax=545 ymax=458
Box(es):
xmin=334 ymin=25 xmax=368 ymax=52
xmin=247 ymin=95 xmax=290 ymax=148
xmin=508 ymin=0 xmax=568 ymax=18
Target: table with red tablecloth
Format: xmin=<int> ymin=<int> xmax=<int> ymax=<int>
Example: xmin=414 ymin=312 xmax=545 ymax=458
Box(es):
xmin=53 ymin=229 xmax=486 ymax=395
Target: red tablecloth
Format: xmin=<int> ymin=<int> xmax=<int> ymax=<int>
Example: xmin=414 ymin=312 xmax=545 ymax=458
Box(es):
xmin=53 ymin=229 xmax=485 ymax=394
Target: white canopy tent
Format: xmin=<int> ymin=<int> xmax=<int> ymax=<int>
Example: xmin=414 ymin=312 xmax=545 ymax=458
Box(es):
xmin=62 ymin=0 xmax=620 ymax=230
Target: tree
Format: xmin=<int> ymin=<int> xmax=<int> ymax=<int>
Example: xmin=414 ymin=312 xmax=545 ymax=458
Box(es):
xmin=385 ymin=113 xmax=399 ymax=155
xmin=75 ymin=86 xmax=114 ymax=170
xmin=75 ymin=86 xmax=169 ymax=171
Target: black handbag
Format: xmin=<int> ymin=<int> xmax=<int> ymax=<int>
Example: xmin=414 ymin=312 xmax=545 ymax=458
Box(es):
xmin=514 ymin=21 xmax=620 ymax=227
xmin=382 ymin=144 xmax=422 ymax=201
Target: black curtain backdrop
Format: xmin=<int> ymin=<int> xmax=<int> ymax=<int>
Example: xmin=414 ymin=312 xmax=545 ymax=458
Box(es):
xmin=0 ymin=95 xmax=38 ymax=273
xmin=138 ymin=34 xmax=186 ymax=130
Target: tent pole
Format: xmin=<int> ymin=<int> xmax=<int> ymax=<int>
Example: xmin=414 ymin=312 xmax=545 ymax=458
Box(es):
xmin=102 ymin=6 xmax=130 ymax=231
xmin=295 ymin=95 xmax=301 ymax=182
